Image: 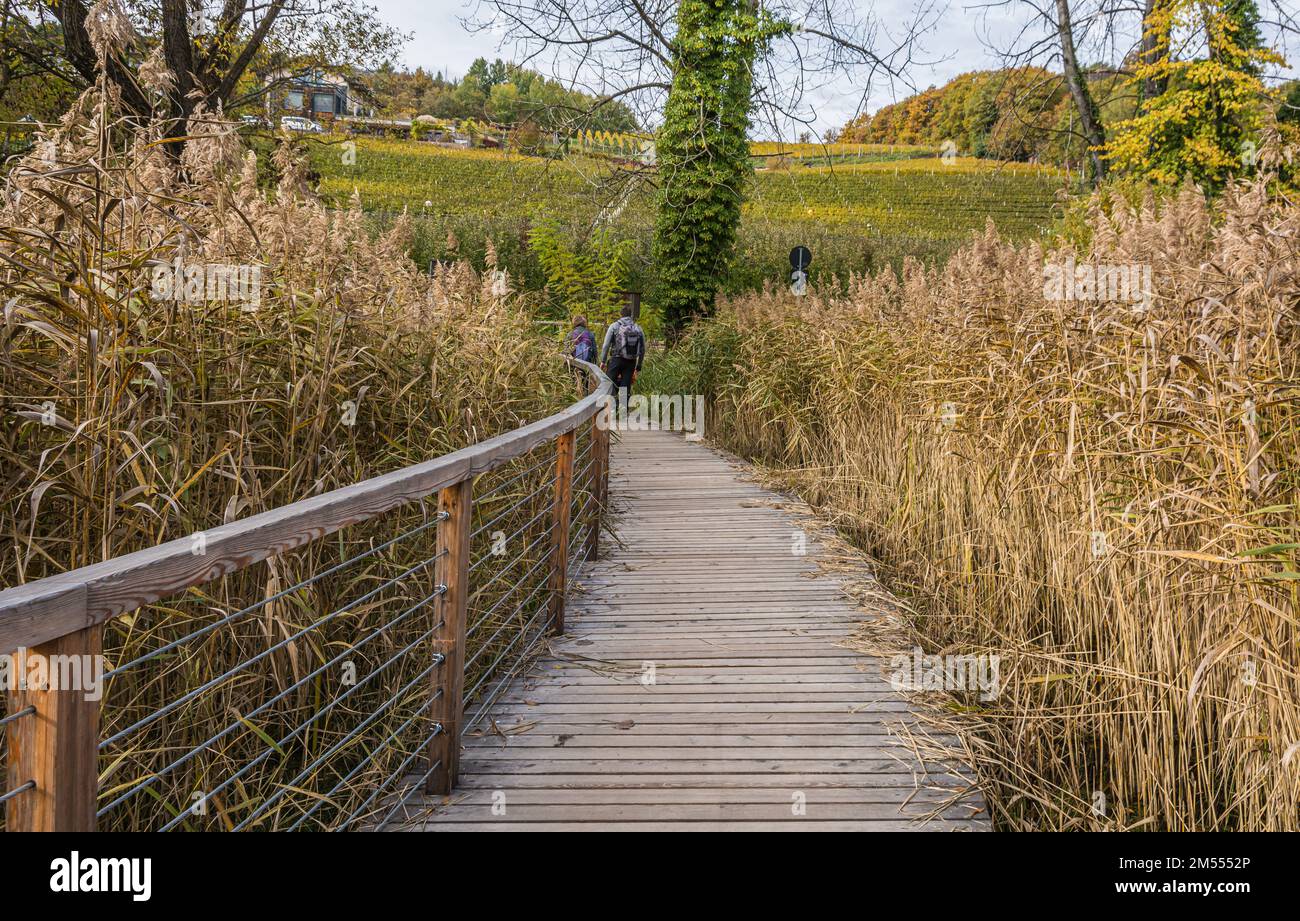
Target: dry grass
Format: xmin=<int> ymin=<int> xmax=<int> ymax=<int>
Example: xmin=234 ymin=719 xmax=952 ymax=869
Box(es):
xmin=0 ymin=79 xmax=581 ymax=829
xmin=647 ymin=177 xmax=1300 ymax=830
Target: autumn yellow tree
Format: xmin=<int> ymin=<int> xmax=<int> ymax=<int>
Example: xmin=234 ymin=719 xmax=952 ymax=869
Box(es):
xmin=1105 ymin=0 xmax=1284 ymax=187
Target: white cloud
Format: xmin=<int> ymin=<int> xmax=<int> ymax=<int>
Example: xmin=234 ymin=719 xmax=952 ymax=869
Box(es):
xmin=372 ymin=0 xmax=505 ymax=81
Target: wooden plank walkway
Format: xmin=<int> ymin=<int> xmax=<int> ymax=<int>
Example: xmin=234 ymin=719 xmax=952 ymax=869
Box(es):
xmin=395 ymin=429 xmax=988 ymax=831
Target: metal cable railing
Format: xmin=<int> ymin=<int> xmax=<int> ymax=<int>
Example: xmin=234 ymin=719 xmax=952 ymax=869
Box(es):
xmin=100 ymin=570 xmax=450 ymax=827
xmin=0 ymin=704 xmax=36 ymax=820
xmin=0 ymin=358 xmax=612 ymax=831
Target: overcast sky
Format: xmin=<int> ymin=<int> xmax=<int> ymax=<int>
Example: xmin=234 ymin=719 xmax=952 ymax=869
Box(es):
xmin=369 ymin=0 xmax=1032 ymax=131
xmin=370 ymin=0 xmax=1299 ymax=137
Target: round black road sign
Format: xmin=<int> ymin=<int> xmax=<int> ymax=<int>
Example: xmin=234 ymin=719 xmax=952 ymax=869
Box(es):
xmin=789 ymin=245 xmax=812 ymax=271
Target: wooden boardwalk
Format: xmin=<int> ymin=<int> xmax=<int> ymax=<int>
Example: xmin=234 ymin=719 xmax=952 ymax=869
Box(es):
xmin=397 ymin=429 xmax=988 ymax=831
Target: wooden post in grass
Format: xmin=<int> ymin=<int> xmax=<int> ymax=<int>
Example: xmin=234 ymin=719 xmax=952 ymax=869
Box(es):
xmin=548 ymin=431 xmax=576 ymax=634
xmin=5 ymin=595 xmax=101 ymax=832
xmin=427 ymin=479 xmax=471 ymax=795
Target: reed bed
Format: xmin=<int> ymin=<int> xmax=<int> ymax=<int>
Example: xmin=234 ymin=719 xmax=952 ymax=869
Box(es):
xmin=0 ymin=73 xmax=580 ymax=828
xmin=645 ymin=178 xmax=1300 ymax=830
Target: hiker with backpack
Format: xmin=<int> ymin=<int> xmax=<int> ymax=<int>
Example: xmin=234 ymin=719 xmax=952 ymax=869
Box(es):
xmin=565 ymin=315 xmax=598 ymax=389
xmin=599 ymin=305 xmax=645 ymax=407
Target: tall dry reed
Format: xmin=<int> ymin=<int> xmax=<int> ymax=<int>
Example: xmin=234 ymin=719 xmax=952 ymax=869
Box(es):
xmin=649 ymin=178 xmax=1300 ymax=830
xmin=0 ymin=67 xmax=574 ymax=828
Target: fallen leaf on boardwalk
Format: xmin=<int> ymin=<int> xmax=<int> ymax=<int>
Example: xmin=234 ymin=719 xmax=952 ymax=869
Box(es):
xmin=549 ymin=649 xmax=638 ymax=678
xmin=434 ymin=792 xmax=472 ymax=810
xmin=610 ymin=720 xmax=635 ymax=730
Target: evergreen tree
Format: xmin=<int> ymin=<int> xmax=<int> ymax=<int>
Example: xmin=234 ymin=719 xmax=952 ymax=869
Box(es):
xmin=1220 ymin=0 xmax=1265 ymax=75
xmin=466 ymin=58 xmax=492 ymax=94
xmin=1280 ymin=81 xmax=1300 ymax=126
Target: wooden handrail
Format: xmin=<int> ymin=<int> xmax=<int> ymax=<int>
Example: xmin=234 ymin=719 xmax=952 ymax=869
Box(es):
xmin=0 ymin=358 xmax=610 ymax=657
xmin=1 ymin=355 xmax=612 ymax=831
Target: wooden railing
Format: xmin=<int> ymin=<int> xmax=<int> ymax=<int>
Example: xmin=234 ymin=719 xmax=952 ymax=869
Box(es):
xmin=0 ymin=358 xmax=611 ymax=831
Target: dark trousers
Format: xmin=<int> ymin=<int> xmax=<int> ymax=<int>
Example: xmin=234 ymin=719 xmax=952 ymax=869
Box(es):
xmin=607 ymin=357 xmax=637 ymax=406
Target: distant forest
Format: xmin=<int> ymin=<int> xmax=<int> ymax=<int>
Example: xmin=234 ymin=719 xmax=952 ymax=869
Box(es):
xmin=367 ymin=58 xmax=640 ymax=134
xmin=837 ymin=67 xmax=1300 ymax=172
xmin=836 ymin=68 xmax=1141 ymax=170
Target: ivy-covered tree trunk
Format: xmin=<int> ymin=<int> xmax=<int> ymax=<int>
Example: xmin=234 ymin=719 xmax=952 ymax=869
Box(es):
xmin=653 ymin=0 xmax=768 ymax=335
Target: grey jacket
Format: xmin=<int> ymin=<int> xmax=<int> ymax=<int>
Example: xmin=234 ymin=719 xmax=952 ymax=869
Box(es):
xmin=599 ymin=316 xmax=645 ymax=370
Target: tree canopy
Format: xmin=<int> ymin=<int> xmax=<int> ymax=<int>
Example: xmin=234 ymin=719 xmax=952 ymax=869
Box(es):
xmin=838 ymin=0 xmax=1293 ymax=190
xmin=367 ymin=58 xmax=639 ymax=133
xmin=0 ymin=0 xmax=407 ymax=130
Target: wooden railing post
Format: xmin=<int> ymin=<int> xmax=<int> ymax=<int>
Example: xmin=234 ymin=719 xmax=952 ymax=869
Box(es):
xmin=598 ymin=418 xmax=610 ymax=538
xmin=427 ymin=479 xmax=471 ymax=795
xmin=5 ymin=590 xmax=101 ymax=831
xmin=548 ymin=430 xmax=576 ymax=634
xmin=585 ymin=415 xmax=607 ymax=562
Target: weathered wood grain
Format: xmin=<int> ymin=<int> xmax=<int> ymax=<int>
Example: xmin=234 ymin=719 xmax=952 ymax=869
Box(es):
xmin=397 ymin=429 xmax=989 ymax=831
xmin=547 ymin=429 xmax=576 ymax=633
xmin=428 ymin=480 xmax=472 ymax=794
xmin=5 ymin=618 xmax=101 ymax=831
